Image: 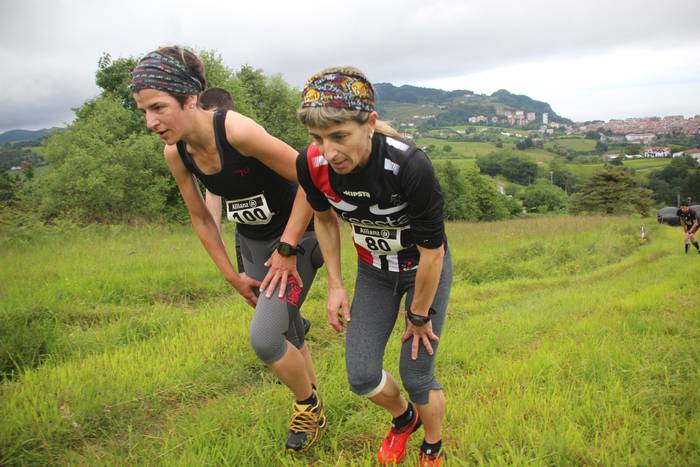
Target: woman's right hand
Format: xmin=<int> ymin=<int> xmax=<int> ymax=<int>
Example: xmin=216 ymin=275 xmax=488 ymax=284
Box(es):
xmin=326 ymin=286 xmax=350 ymax=332
xmin=230 ymin=273 xmax=261 ymax=307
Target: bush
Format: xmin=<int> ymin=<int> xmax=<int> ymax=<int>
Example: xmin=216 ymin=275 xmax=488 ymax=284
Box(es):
xmin=523 ymin=183 xmax=568 ymax=213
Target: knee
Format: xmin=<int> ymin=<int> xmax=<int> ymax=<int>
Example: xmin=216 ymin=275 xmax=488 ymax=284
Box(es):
xmin=400 ymin=368 xmax=436 ymax=405
xmin=249 ymin=326 xmax=286 ymax=364
xmin=347 ymin=366 xmax=385 ymax=397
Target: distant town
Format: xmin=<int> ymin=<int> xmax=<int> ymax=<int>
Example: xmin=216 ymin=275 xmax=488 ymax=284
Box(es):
xmin=394 ymin=107 xmax=700 ymax=164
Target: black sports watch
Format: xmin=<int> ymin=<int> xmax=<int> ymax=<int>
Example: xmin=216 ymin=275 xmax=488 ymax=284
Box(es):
xmin=406 ymin=307 xmax=436 ymax=327
xmin=276 ymin=242 xmax=305 ymax=257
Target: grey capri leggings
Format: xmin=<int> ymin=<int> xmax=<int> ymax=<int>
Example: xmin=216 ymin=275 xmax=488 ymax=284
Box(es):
xmin=242 ymin=230 xmax=323 ymax=364
xmin=345 ymin=247 xmax=452 ymax=405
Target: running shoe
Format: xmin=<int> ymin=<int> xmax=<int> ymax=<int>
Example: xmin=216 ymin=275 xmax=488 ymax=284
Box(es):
xmin=418 ymin=448 xmax=447 ymax=466
xmin=285 ymin=390 xmax=326 ymax=453
xmin=377 ymin=408 xmax=422 ymax=464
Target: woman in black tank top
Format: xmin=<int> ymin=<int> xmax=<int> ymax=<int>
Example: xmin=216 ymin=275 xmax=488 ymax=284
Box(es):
xmin=130 ymin=46 xmax=326 ymax=453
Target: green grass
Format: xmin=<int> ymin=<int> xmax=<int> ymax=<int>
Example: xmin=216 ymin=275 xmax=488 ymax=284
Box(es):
xmin=566 ymin=158 xmax=673 ymax=178
xmin=1 ymin=218 xmax=699 ymax=465
xmin=433 ymin=158 xmax=477 ymax=171
xmin=545 ymin=137 xmax=597 ymax=153
xmin=416 ymin=138 xmax=502 ymax=159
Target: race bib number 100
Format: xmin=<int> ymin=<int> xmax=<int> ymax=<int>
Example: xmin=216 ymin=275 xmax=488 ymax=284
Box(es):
xmin=226 ymin=194 xmax=273 ymax=225
xmin=352 ymin=225 xmax=407 ymax=253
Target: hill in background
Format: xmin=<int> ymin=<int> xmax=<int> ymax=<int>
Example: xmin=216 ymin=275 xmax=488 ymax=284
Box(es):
xmin=0 ymin=128 xmax=60 ymax=145
xmin=375 ymin=83 xmax=571 ymax=128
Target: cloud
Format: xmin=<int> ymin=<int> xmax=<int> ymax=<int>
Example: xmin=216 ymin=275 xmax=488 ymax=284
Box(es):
xmin=2 ymin=0 xmax=700 ymax=131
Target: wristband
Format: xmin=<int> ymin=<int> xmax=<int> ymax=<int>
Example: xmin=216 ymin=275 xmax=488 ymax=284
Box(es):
xmin=406 ymin=307 xmax=436 ymax=327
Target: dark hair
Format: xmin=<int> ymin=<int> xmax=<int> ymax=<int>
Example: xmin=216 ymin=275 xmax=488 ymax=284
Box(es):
xmin=199 ymin=87 xmax=235 ymax=111
xmin=156 ymin=46 xmax=207 ymax=107
xmin=681 ymin=201 xmax=689 ymax=207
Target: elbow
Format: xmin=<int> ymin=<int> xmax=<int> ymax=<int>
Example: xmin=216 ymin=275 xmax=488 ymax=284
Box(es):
xmin=420 ymin=244 xmax=444 ymax=267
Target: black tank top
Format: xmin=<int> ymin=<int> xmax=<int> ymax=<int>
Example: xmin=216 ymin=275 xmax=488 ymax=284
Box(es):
xmin=176 ymin=109 xmax=296 ymax=240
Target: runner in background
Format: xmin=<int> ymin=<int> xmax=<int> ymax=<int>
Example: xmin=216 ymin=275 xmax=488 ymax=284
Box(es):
xmin=677 ymin=201 xmax=700 ymax=254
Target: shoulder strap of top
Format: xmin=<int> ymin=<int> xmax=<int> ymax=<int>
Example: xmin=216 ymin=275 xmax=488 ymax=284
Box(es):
xmin=175 ymin=141 xmax=196 ymax=173
xmin=213 ymin=108 xmax=245 ymax=159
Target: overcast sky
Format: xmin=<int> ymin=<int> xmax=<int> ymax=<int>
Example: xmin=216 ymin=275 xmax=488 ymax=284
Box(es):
xmin=2 ymin=0 xmax=700 ymax=133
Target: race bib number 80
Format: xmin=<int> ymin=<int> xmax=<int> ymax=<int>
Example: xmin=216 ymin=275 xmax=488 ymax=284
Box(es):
xmin=352 ymin=225 xmax=407 ymax=253
xmin=226 ymin=194 xmax=273 ymax=225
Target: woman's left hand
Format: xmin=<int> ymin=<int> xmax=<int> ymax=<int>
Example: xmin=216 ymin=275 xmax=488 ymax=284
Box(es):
xmin=260 ymin=251 xmax=302 ymax=298
xmin=401 ymin=321 xmax=439 ymax=361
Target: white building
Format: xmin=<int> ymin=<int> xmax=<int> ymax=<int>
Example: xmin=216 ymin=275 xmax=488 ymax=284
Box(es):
xmin=626 ymin=133 xmax=656 ymax=144
xmin=643 ymin=147 xmax=671 ymax=158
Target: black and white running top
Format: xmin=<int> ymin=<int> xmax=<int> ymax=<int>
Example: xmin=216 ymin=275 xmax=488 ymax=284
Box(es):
xmin=176 ymin=109 xmax=297 ymax=240
xmin=297 ymin=132 xmax=445 ymax=272
xmin=677 ymin=208 xmax=698 ymax=230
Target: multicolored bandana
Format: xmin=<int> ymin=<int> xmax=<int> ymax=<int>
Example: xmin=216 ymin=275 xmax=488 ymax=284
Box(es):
xmin=129 ymin=51 xmax=203 ymax=95
xmin=301 ymin=72 xmax=375 ymax=112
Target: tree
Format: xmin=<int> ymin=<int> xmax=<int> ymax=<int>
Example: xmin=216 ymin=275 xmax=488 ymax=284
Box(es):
xmin=0 ymin=172 xmax=22 ymax=205
xmin=502 ymin=156 xmax=538 ymax=184
xmin=681 ymin=172 xmax=700 ymax=203
xmin=523 ymin=183 xmax=568 ymax=212
xmin=595 ymin=141 xmax=609 ymax=153
xmin=570 ymin=167 xmax=652 ymax=215
xmin=34 ymin=96 xmax=176 ymax=223
xmin=548 ymin=159 xmax=577 ymax=193
xmin=623 ymin=144 xmax=642 ymax=155
xmin=433 ymin=163 xmax=511 ymax=221
xmin=515 ymin=137 xmax=533 ymax=150
xmin=96 ymin=53 xmax=139 ymax=113
xmin=443 ymin=144 xmax=452 ymax=153
xmin=463 ymin=170 xmax=510 ymax=220
xmin=236 ymin=65 xmax=309 ymax=148
xmin=646 ymin=156 xmax=698 ymax=204
xmin=434 ymin=161 xmax=478 ymax=220
xmin=476 ymin=150 xmax=538 ymax=184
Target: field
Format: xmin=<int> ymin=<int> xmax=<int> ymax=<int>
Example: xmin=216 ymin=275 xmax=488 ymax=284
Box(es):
xmin=545 ymin=137 xmax=597 ymax=153
xmin=1 ymin=217 xmax=699 ymax=465
xmin=416 ymin=138 xmax=502 ymax=159
xmin=566 ymin=158 xmax=672 ymax=178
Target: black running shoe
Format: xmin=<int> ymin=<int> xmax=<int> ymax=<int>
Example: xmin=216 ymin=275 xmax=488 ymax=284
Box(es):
xmin=285 ymin=390 xmax=326 ymax=453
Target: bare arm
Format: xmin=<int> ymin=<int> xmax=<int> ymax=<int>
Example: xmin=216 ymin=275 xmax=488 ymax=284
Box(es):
xmin=410 ymin=245 xmax=445 ymax=316
xmin=401 ymin=244 xmax=445 ymax=360
xmin=313 ymin=208 xmax=350 ymax=331
xmin=224 ymin=110 xmax=313 ymax=296
xmin=164 ymin=145 xmax=260 ymax=307
xmin=225 ymin=111 xmax=298 ymax=182
xmin=204 ymin=190 xmax=222 ymax=233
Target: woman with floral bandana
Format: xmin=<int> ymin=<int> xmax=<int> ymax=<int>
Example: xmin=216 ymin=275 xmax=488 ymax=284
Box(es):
xmin=130 ymin=46 xmax=326 ymax=453
xmin=296 ymin=66 xmax=452 ymax=466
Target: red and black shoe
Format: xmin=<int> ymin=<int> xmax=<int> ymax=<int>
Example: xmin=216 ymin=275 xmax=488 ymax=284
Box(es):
xmin=377 ymin=408 xmax=422 ymax=464
xmin=418 ymin=448 xmax=447 ymax=466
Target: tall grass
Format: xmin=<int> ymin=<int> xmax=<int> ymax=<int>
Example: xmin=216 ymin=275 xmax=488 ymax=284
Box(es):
xmin=1 ymin=217 xmax=698 ymax=465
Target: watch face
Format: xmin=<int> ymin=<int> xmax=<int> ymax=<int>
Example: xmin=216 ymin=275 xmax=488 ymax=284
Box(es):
xmin=408 ymin=313 xmax=430 ymax=326
xmin=277 ymin=243 xmax=295 ymax=257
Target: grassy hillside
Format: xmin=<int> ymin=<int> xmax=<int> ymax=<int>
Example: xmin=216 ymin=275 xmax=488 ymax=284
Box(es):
xmin=1 ymin=218 xmax=698 ymax=465
xmin=416 ymin=138 xmax=502 ymax=159
xmin=545 ymin=137 xmax=597 ymax=153
xmin=566 ymin=158 xmax=672 ymax=179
